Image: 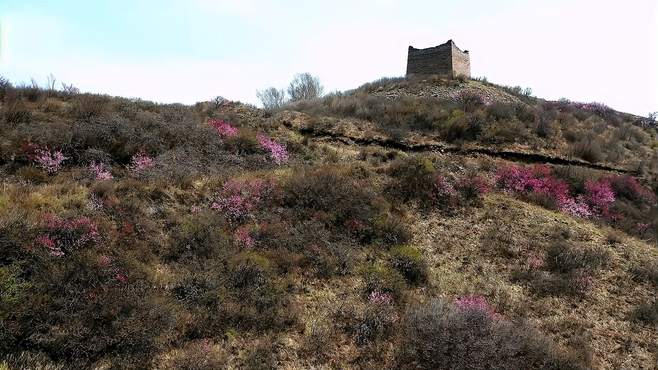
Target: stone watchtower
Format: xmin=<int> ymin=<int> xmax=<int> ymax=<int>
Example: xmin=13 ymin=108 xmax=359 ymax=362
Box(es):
xmin=406 ymin=40 xmax=471 ymax=78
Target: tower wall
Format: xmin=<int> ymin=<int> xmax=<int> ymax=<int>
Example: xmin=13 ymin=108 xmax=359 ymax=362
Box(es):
xmin=406 ymin=40 xmax=471 ymax=78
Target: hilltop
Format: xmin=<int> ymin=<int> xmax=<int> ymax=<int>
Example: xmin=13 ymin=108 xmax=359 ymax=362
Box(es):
xmin=0 ymin=76 xmax=657 ymax=369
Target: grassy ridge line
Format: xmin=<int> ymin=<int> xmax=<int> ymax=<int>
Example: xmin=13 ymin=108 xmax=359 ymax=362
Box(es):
xmin=277 ymin=117 xmax=633 ymax=174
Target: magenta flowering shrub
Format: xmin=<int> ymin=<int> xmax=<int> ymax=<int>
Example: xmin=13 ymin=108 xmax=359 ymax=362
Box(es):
xmin=234 ymin=225 xmax=255 ymax=248
xmin=584 ymin=179 xmax=615 ymax=215
xmin=96 ymin=255 xmax=129 ymax=283
xmin=211 ymin=178 xmax=274 ymax=221
xmin=209 ymin=119 xmax=238 ymax=138
xmin=495 ymin=164 xmax=549 ymax=193
xmin=36 ymin=235 xmax=63 ymax=257
xmin=455 ymin=175 xmax=490 ymax=202
xmin=527 ymin=254 xmax=545 ymax=270
xmin=573 ymin=102 xmax=613 ymax=117
xmin=89 ymin=162 xmax=113 ymax=180
xmin=36 ymin=213 xmax=99 ymax=256
xmin=257 ymin=133 xmax=289 ymax=164
xmin=128 ymin=152 xmax=155 ymax=173
xmin=430 ymin=174 xmax=490 ymax=208
xmin=495 ymin=164 xmax=598 ymax=218
xmin=368 ymin=290 xmax=394 ymax=305
xmin=607 ymin=175 xmax=656 ymax=204
xmin=559 ymin=197 xmax=592 ymax=218
xmin=98 ymin=254 xmax=113 ymax=267
xmin=454 ymin=295 xmax=499 ymax=319
xmin=33 ymin=148 xmax=67 ymax=173
xmin=431 ymin=175 xmax=459 ymax=208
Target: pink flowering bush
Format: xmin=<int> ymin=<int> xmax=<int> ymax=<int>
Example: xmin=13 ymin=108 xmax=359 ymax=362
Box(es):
xmin=98 ymin=255 xmax=113 ymax=267
xmin=209 ymin=119 xmax=238 ymax=138
xmin=607 ymin=175 xmax=656 ymax=204
xmin=455 ymin=175 xmax=490 ymax=203
xmin=431 ymin=175 xmax=459 ymax=208
xmin=89 ymin=162 xmax=113 ymax=180
xmin=234 ymin=225 xmax=255 ymax=248
xmin=559 ymin=196 xmax=592 ymax=218
xmin=573 ymin=102 xmax=613 ymax=117
xmin=36 ymin=213 xmax=99 ymax=256
xmin=128 ymin=152 xmax=155 ymax=173
xmin=496 ymin=164 xmax=598 ymax=218
xmin=33 ymin=148 xmax=67 ymax=173
xmin=527 ymin=254 xmax=545 ymax=270
xmin=257 ymin=133 xmax=289 ymax=164
xmin=36 ymin=235 xmax=63 ymax=257
xmin=454 ymin=295 xmax=499 ymax=319
xmin=211 ymin=178 xmax=274 ymax=221
xmin=584 ymin=179 xmax=615 ymax=215
xmin=368 ymin=290 xmax=394 ymax=305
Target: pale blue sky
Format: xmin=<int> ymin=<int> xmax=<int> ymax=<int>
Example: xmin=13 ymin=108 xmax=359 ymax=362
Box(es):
xmin=1 ymin=0 xmax=656 ymax=115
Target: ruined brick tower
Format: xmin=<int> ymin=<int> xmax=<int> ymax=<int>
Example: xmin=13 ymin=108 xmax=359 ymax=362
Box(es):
xmin=406 ymin=40 xmax=471 ymax=78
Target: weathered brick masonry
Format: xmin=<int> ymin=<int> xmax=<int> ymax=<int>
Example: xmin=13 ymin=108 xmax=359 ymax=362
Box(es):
xmin=406 ymin=40 xmax=471 ymax=78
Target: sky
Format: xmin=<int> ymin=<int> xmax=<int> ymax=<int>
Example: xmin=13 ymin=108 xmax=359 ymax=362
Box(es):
xmin=0 ymin=0 xmax=656 ymax=115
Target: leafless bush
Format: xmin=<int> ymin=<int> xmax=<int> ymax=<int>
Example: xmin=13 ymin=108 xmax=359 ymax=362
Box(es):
xmin=60 ymin=82 xmax=80 ymax=95
xmin=398 ymin=299 xmax=586 ymax=369
xmin=45 ymin=74 xmax=57 ymax=91
xmin=70 ymin=94 xmax=110 ymax=119
xmin=0 ymin=76 xmax=12 ymax=101
xmin=257 ymin=87 xmax=287 ymax=110
xmin=287 ymin=73 xmax=323 ymax=102
xmin=571 ymin=138 xmax=603 ymax=163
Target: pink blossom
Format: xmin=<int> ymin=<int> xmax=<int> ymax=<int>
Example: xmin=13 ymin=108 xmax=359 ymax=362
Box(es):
xmin=257 ymin=133 xmax=289 ymax=164
xmin=368 ymin=291 xmax=394 ymax=305
xmin=209 ymin=119 xmax=238 ymax=137
xmin=34 ymin=149 xmax=66 ymax=173
xmin=527 ymin=254 xmax=544 ymax=270
xmin=89 ymin=162 xmax=113 ymax=180
xmin=457 ymin=175 xmax=490 ymax=194
xmin=211 ymin=178 xmax=274 ymax=221
xmin=637 ymin=223 xmax=650 ymax=234
xmin=98 ymin=255 xmax=113 ymax=267
xmin=495 ymin=164 xmax=601 ymax=219
xmin=431 ymin=175 xmax=459 ymax=207
xmin=454 ymin=295 xmax=499 ymax=319
xmin=87 ymin=194 xmax=104 ymax=211
xmin=584 ymin=179 xmax=615 ymax=214
xmin=234 ymin=226 xmax=255 ymax=248
xmin=573 ymin=271 xmax=593 ymax=292
xmin=128 ymin=152 xmax=155 ymax=173
xmin=607 ymin=175 xmax=656 ymax=204
xmin=495 ymin=164 xmax=536 ymax=193
xmin=115 ymin=273 xmax=128 ymax=283
xmin=559 ymin=196 xmax=593 ymax=218
xmin=37 ymin=214 xmax=100 ymax=256
xmin=211 ymin=194 xmax=253 ymax=220
xmin=36 ymin=235 xmax=64 ymax=257
xmin=573 ymin=102 xmax=613 ymax=117
xmin=434 ymin=175 xmax=456 ymax=197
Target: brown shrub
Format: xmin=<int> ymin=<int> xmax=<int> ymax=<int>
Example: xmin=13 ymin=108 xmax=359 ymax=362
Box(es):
xmin=386 ymin=156 xmax=435 ymax=203
xmin=631 ymin=261 xmax=658 ymax=287
xmin=155 ymin=340 xmax=228 ymax=370
xmin=3 ymin=101 xmax=32 ymax=125
xmin=544 ymin=241 xmax=609 ymax=274
xmin=69 ymin=94 xmax=110 ymax=119
xmin=389 ymin=245 xmax=428 ymax=285
xmin=397 ymin=299 xmax=587 ymax=370
xmin=571 ymin=138 xmax=604 ymax=163
xmin=630 ymin=300 xmax=658 ymax=325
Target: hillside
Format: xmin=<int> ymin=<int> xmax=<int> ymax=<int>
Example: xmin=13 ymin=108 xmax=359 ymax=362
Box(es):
xmin=0 ymin=77 xmax=657 ymax=369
